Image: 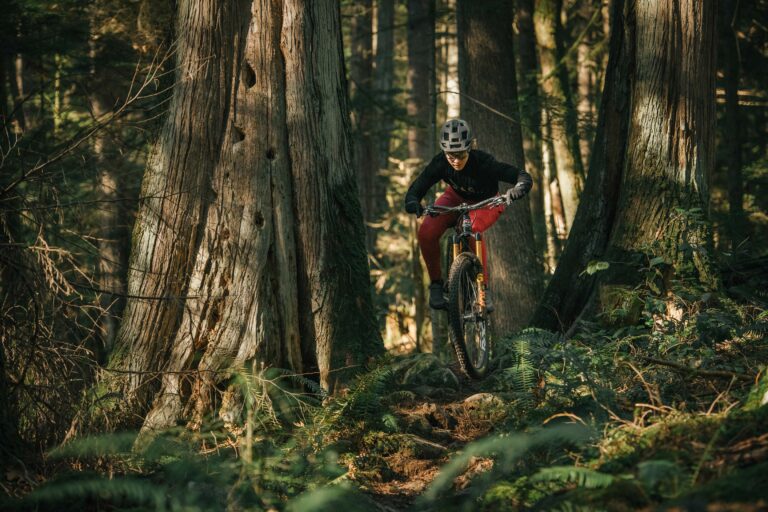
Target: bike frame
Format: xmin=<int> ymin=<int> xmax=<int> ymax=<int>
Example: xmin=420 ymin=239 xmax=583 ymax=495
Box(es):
xmin=425 ymin=194 xmax=505 ymax=315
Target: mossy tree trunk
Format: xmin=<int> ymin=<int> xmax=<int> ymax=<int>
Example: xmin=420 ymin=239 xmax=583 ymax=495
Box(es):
xmin=107 ymin=0 xmax=382 ymax=433
xmin=457 ymin=0 xmax=541 ymax=331
xmin=533 ymin=0 xmax=719 ymax=332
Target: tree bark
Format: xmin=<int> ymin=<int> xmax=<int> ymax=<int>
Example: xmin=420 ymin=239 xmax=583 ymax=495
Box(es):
xmin=533 ymin=0 xmax=719 ymax=332
xmin=457 ymin=0 xmax=541 ymax=331
xmin=0 ymin=52 xmax=8 ymax=123
xmin=541 ymin=110 xmax=564 ymax=272
xmin=374 ymin=0 xmax=395 ymax=193
xmin=109 ymin=1 xmax=249 ymax=418
xmin=534 ymin=0 xmax=585 ymax=232
xmin=108 ymin=0 xmax=383 ymax=433
xmin=574 ymin=2 xmax=599 ymax=168
xmin=8 ymin=51 xmax=27 ymax=133
xmin=407 ymin=0 xmax=435 ymax=350
xmin=349 ymin=0 xmax=377 ymax=251
xmin=514 ymin=0 xmax=547 ymax=264
xmin=720 ymin=0 xmax=746 ymax=251
xmin=281 ymin=0 xmax=382 ymax=390
xmin=89 ymin=15 xmax=129 ymax=355
xmin=436 ymin=0 xmax=460 ymax=121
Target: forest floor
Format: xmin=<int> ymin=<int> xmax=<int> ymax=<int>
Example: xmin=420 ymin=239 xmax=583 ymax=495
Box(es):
xmin=357 ymin=369 xmax=491 ymax=510
xmin=5 ymin=260 xmax=768 ymax=511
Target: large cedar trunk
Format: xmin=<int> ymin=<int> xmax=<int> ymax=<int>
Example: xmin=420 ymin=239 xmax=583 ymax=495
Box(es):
xmin=108 ymin=0 xmax=382 ymax=432
xmin=109 ymin=0 xmax=249 ymax=415
xmin=533 ymin=0 xmax=719 ymax=332
xmin=457 ymin=0 xmax=541 ymax=331
xmin=282 ymin=0 xmax=382 ymax=391
xmin=534 ymin=0 xmax=585 ymax=231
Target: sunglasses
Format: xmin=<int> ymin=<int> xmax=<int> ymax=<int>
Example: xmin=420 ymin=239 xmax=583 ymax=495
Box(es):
xmin=445 ymin=150 xmax=469 ymax=160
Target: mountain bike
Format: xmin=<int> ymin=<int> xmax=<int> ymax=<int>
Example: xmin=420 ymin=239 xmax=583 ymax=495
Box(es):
xmin=423 ymin=195 xmax=506 ymax=379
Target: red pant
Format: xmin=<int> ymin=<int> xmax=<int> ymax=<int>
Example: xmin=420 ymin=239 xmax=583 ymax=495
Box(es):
xmin=418 ymin=187 xmax=505 ymax=282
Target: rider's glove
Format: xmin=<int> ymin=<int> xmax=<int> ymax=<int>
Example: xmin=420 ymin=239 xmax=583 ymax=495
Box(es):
xmin=504 ymin=186 xmax=526 ymax=204
xmin=405 ymin=200 xmax=424 ymax=217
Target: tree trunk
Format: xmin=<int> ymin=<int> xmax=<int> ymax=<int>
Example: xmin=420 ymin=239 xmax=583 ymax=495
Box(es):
xmin=541 ymin=110 xmax=563 ymax=272
xmin=8 ymin=51 xmax=27 ymax=132
xmin=107 ymin=0 xmax=252 ymax=424
xmin=436 ymin=0 xmax=460 ymax=121
xmin=533 ymin=0 xmax=719 ymax=332
xmin=349 ymin=0 xmax=377 ymax=251
xmin=0 ymin=52 xmax=8 ymax=123
xmin=534 ymin=0 xmax=585 ymax=231
xmin=89 ymin=20 xmax=128 ymax=355
xmin=407 ymin=0 xmax=435 ymax=350
xmin=457 ymin=0 xmax=541 ymax=331
xmin=281 ymin=0 xmax=382 ymax=391
xmin=514 ymin=0 xmax=547 ymax=264
xmin=109 ymin=0 xmax=382 ymax=433
xmin=374 ymin=0 xmax=395 ymax=193
xmin=720 ymin=0 xmax=746 ymax=251
xmin=574 ymin=2 xmax=599 ymax=168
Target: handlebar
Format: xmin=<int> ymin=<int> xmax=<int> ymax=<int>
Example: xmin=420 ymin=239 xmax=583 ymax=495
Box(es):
xmin=422 ymin=195 xmax=507 ymax=218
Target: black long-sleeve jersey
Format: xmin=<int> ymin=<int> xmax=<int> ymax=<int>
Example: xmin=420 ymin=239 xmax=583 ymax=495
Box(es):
xmin=404 ymin=149 xmax=533 ymax=205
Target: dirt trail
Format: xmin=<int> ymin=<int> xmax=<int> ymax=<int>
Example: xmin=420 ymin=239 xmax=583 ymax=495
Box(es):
xmin=353 ymin=368 xmax=505 ymax=511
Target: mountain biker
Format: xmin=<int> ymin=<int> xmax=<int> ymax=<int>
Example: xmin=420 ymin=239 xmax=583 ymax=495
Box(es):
xmin=404 ymin=118 xmax=532 ymax=311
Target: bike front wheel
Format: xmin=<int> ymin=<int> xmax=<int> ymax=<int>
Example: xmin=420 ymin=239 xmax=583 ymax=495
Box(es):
xmin=446 ymin=252 xmax=491 ymax=379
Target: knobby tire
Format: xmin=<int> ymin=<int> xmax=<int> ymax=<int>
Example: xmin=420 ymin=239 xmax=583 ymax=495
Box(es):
xmin=447 ymin=252 xmax=491 ymax=379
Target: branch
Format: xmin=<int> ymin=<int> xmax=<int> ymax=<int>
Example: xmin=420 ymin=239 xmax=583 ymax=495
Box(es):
xmin=639 ymin=356 xmax=753 ymax=382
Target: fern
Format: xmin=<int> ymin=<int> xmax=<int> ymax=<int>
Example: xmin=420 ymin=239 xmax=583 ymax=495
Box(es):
xmin=531 ymin=466 xmax=618 ymax=489
xmin=22 ymin=477 xmax=167 ymax=511
xmin=48 ymin=432 xmax=138 ymax=459
xmin=637 ymin=459 xmax=684 ymax=498
xmin=385 ymin=390 xmax=416 ymax=403
xmin=421 ymin=424 xmax=591 ymax=503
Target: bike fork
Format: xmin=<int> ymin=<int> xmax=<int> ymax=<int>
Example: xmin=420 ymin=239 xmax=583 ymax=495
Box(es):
xmin=475 ymin=233 xmax=486 ymax=309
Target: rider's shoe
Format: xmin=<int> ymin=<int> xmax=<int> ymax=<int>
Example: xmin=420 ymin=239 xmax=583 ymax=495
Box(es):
xmin=484 ymin=287 xmax=495 ymax=313
xmin=429 ymin=281 xmax=447 ymax=310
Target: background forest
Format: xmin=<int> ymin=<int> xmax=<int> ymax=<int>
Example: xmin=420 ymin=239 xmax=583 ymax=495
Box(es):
xmin=1 ymin=0 xmax=768 ymax=510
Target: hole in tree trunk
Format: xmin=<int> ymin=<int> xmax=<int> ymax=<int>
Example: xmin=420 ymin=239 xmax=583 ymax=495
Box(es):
xmin=254 ymin=211 xmax=265 ymax=228
xmin=266 ymin=148 xmax=276 ymax=160
xmin=233 ymin=126 xmax=245 ymax=143
xmin=243 ymin=61 xmax=256 ymax=88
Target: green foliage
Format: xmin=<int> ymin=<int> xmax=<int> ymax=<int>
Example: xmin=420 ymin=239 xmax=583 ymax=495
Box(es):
xmin=531 ymin=466 xmax=618 ymax=489
xmin=487 ymin=329 xmax=546 ymax=409
xmin=420 ymin=424 xmax=591 ymax=505
xmin=744 ymin=370 xmax=768 ymax=410
xmin=583 ymin=260 xmax=610 ymax=276
xmin=286 ymin=484 xmax=375 ymax=512
xmin=636 ymin=459 xmax=683 ymax=498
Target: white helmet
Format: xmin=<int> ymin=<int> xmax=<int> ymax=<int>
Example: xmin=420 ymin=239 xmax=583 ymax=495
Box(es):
xmin=440 ymin=119 xmax=472 ymax=152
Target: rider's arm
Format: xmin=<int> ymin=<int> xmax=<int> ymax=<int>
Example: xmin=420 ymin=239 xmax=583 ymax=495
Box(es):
xmin=484 ymin=153 xmax=533 ymax=197
xmin=404 ymin=156 xmax=443 ymax=210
